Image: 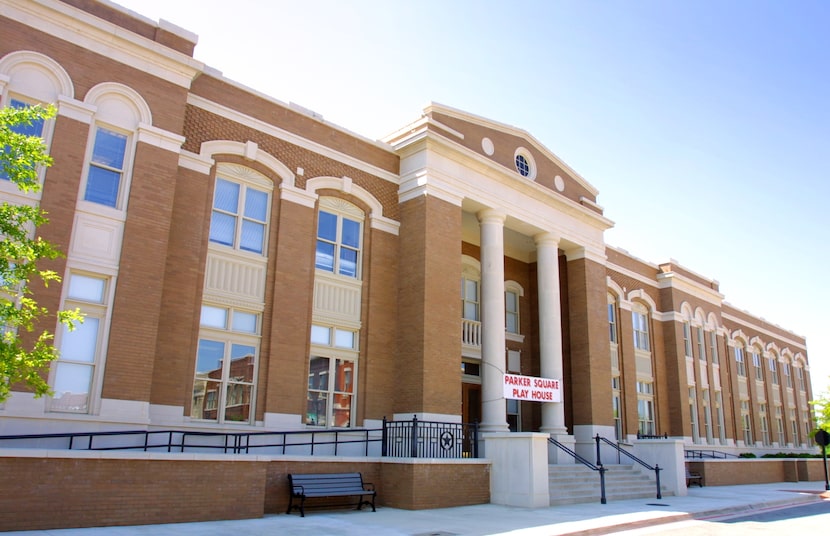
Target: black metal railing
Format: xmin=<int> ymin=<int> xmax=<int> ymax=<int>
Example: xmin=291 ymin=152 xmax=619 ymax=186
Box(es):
xmin=382 ymin=416 xmax=479 ymax=458
xmin=0 ymin=417 xmax=480 ymax=459
xmin=685 ymin=449 xmax=740 ymax=459
xmin=636 ymin=432 xmax=669 ymax=439
xmin=549 ymin=437 xmax=607 ymax=504
xmin=596 ymin=435 xmax=662 ymax=499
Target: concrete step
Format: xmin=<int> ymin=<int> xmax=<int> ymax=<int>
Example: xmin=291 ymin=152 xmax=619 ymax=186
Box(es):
xmin=548 ymin=464 xmax=670 ymax=506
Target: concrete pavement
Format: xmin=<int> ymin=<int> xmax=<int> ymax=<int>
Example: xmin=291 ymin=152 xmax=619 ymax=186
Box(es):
xmin=6 ymin=481 xmax=828 ymax=535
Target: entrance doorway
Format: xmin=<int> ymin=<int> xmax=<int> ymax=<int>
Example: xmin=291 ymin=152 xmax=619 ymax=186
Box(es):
xmin=462 ymin=382 xmax=481 ymax=425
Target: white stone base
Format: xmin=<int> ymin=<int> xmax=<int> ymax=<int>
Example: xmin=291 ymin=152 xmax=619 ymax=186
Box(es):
xmin=485 ymin=432 xmax=550 ymax=507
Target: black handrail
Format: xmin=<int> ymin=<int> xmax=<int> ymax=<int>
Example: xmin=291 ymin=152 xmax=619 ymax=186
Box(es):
xmin=595 ymin=435 xmax=662 ymax=499
xmin=548 ymin=437 xmax=607 ymax=504
xmin=684 ymin=449 xmax=740 ymax=459
xmin=0 ymin=418 xmax=480 ymax=459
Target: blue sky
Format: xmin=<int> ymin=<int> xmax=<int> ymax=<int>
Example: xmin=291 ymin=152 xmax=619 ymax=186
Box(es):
xmin=115 ymin=0 xmax=830 ymax=394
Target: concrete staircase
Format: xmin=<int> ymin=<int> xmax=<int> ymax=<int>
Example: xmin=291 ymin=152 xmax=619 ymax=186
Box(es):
xmin=548 ymin=464 xmax=670 ymax=505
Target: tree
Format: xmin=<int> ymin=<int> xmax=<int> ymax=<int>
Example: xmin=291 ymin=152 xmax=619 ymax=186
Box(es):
xmin=0 ymin=103 xmax=82 ymax=402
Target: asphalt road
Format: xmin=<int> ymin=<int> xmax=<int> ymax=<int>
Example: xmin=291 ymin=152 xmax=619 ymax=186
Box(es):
xmin=616 ymin=499 xmax=830 ymax=534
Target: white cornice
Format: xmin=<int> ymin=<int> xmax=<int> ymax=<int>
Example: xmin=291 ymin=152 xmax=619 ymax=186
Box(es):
xmin=137 ymin=122 xmax=185 ymax=153
xmin=419 ymin=102 xmax=599 ymax=197
xmin=178 ymin=149 xmax=213 ymax=175
xmin=187 ymin=94 xmax=399 ymax=184
xmin=721 ymin=312 xmax=807 ymax=352
xmin=2 ymin=0 xmax=203 ymax=88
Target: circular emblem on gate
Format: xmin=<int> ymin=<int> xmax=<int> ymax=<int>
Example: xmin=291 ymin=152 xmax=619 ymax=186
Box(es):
xmin=440 ymin=431 xmax=454 ymax=450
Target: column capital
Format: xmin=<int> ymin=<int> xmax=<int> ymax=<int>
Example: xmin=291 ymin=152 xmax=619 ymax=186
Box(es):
xmin=533 ymin=231 xmax=561 ymax=248
xmin=477 ymin=208 xmax=507 ymax=225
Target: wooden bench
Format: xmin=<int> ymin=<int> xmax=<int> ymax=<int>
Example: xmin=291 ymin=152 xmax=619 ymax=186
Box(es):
xmin=686 ymin=469 xmax=704 ymax=487
xmin=287 ymin=472 xmax=376 ymax=517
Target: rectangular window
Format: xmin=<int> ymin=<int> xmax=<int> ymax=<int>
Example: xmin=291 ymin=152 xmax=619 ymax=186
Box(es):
xmin=608 ymin=303 xmax=617 ymax=343
xmin=505 ymin=290 xmax=519 ymax=334
xmin=682 ymin=322 xmax=692 ymax=358
xmin=759 ymin=403 xmax=771 ymax=446
xmin=210 ymin=177 xmax=269 ymax=254
xmin=461 ymin=278 xmax=480 ymax=321
xmin=741 ymin=400 xmax=752 ymax=445
xmin=769 ymin=358 xmax=778 ymax=385
xmin=50 ymin=274 xmax=109 ymax=413
xmin=507 ymin=398 xmax=520 ymax=432
xmin=696 ymin=328 xmax=706 ymax=362
xmin=790 ymin=409 xmax=799 ymax=445
xmin=637 ymin=380 xmax=655 ymax=436
xmin=716 ymin=391 xmax=726 ymax=443
xmin=613 ymin=392 xmax=622 ymax=440
xmin=752 ymin=352 xmax=763 ymax=381
xmin=633 ymin=311 xmax=650 ymax=351
xmin=191 ymin=305 xmax=259 ymax=424
xmin=783 ymin=363 xmax=792 ymax=388
xmin=775 ymin=406 xmax=784 ymax=443
xmin=796 ymin=367 xmax=804 ymax=391
xmin=84 ymin=126 xmax=128 ymax=208
xmin=709 ymin=331 xmax=719 ymax=364
xmin=689 ymin=387 xmax=699 ymax=442
xmin=735 ymin=347 xmax=746 ymax=377
xmin=306 ymin=356 xmax=355 ymax=427
xmin=1 ymin=98 xmax=46 ymax=181
xmin=315 ymin=210 xmax=362 ymax=278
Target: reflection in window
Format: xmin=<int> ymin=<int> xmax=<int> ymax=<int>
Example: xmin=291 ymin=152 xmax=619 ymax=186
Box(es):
xmin=306 ymin=356 xmax=354 ymax=427
xmin=191 ymin=305 xmax=259 ymax=424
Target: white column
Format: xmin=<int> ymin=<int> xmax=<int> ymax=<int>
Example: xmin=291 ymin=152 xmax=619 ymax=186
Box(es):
xmin=535 ymin=232 xmax=568 ymax=436
xmin=478 ymin=209 xmax=509 ymax=433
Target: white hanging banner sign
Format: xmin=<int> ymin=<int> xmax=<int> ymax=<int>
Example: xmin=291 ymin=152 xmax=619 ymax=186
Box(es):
xmin=503 ymin=373 xmax=561 ymax=402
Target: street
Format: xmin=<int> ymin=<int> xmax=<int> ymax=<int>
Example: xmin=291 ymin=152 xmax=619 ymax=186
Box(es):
xmin=617 ymin=499 xmax=830 ymax=534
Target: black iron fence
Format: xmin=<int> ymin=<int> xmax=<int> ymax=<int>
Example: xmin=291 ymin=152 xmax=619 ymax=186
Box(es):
xmin=382 ymin=416 xmax=479 ymax=458
xmin=0 ymin=417 xmax=480 ymax=459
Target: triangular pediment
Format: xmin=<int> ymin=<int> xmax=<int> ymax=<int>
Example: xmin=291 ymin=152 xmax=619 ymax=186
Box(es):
xmin=413 ymin=103 xmax=600 ymax=209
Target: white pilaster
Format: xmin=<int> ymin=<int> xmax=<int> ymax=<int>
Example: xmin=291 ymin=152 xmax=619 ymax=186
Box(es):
xmin=478 ymin=209 xmax=509 ymax=433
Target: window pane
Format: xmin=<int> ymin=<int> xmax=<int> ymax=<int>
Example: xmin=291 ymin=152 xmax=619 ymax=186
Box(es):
xmin=333 ymin=393 xmax=351 ymax=427
xmin=232 ymin=311 xmax=257 ymax=333
xmin=341 ymin=218 xmax=360 ymax=248
xmin=315 ymin=241 xmax=335 ymax=271
xmin=464 ymin=301 xmax=479 ymax=321
xmin=308 ymin=356 xmax=330 ymax=390
xmin=334 ymin=359 xmax=354 ymax=393
xmin=84 ymin=166 xmax=120 ymax=207
xmin=310 ymin=325 xmax=330 ymax=345
xmin=200 ymin=306 xmax=227 ymax=329
xmin=52 ymin=362 xmax=92 ymax=412
xmin=67 ymin=274 xmax=105 ymax=303
xmin=339 ymin=247 xmax=358 ymax=277
xmin=240 ymin=220 xmax=264 ymax=253
xmin=229 ymin=344 xmax=256 ymax=382
xmin=334 ymin=329 xmax=354 ymax=349
xmin=59 ymin=318 xmax=99 ymax=363
xmin=209 ymin=212 xmax=236 ymax=246
xmin=306 ymin=390 xmax=327 ymax=426
xmin=192 ymin=378 xmax=221 ymax=421
xmin=244 ymin=188 xmax=268 ymax=221
xmin=224 ymin=383 xmax=252 ymax=422
xmin=213 ymin=179 xmax=239 ymax=213
xmin=506 ymin=313 xmax=518 ymax=333
xmin=91 ymin=128 xmax=126 ymax=169
xmin=195 ymin=339 xmax=225 ymax=376
xmin=506 ymin=291 xmax=518 ymax=312
xmin=465 ymin=280 xmax=478 ymax=301
xmin=317 ymin=211 xmax=337 ymax=241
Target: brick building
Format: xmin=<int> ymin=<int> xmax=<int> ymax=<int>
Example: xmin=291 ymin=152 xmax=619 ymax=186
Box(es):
xmin=0 ymin=0 xmax=814 ymax=457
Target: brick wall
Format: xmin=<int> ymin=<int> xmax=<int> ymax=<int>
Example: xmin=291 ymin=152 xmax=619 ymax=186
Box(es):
xmin=687 ymin=459 xmax=825 ymax=486
xmin=0 ymin=453 xmax=490 ymax=530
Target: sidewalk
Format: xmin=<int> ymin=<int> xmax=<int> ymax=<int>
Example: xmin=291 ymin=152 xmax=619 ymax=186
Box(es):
xmin=7 ymin=481 xmax=827 ymax=536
